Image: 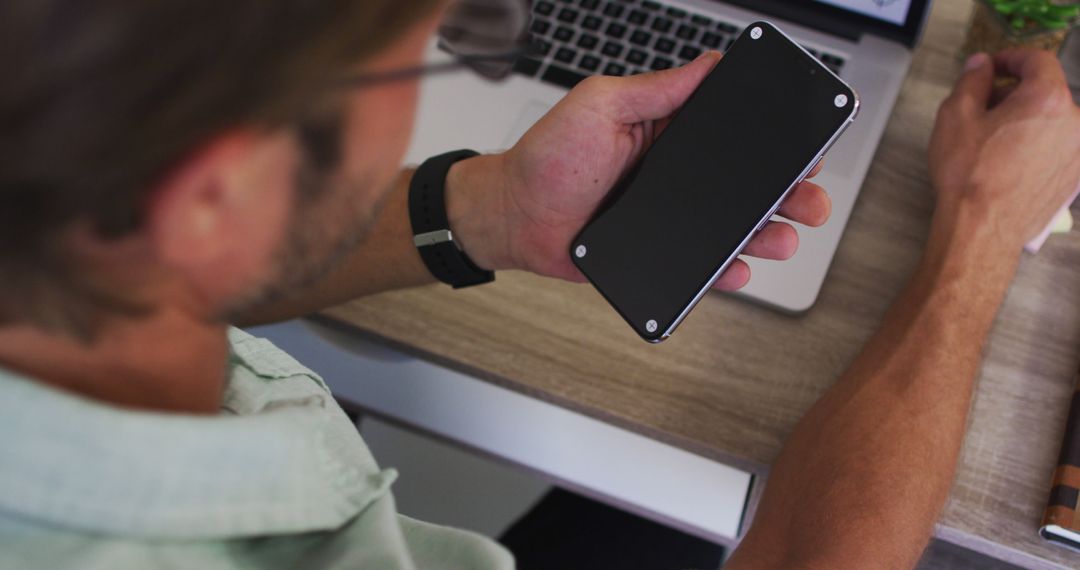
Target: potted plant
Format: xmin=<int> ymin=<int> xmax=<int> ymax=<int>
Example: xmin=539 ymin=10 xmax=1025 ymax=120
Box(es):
xmin=963 ymin=0 xmax=1080 ymax=56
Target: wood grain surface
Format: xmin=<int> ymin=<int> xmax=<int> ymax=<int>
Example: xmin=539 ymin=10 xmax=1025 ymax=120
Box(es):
xmin=322 ymin=1 xmax=1080 ymax=566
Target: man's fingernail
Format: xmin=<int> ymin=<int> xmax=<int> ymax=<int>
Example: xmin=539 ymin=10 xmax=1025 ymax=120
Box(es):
xmin=964 ymin=52 xmax=988 ymax=72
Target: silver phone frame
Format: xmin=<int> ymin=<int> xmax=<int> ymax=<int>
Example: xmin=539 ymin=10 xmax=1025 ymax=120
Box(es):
xmin=652 ymin=21 xmax=861 ymax=343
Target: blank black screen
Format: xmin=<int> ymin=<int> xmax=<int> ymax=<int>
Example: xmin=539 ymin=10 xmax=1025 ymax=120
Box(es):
xmin=572 ymin=22 xmax=856 ymax=341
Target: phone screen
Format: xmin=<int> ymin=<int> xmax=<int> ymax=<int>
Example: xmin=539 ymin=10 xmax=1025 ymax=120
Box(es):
xmin=571 ymin=22 xmax=857 ymax=341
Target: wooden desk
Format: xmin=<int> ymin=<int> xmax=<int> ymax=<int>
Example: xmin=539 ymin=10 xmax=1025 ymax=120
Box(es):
xmin=323 ymin=1 xmax=1080 ymax=567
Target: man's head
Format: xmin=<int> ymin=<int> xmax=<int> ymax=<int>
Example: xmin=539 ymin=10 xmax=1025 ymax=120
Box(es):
xmin=0 ymin=0 xmax=442 ymax=337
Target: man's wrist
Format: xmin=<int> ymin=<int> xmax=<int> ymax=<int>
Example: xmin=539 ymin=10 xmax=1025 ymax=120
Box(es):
xmin=923 ymin=195 xmax=1022 ymax=290
xmin=444 ymin=153 xmax=516 ymax=272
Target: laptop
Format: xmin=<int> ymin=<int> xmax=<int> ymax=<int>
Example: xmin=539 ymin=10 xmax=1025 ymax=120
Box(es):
xmin=405 ymin=0 xmax=932 ymax=313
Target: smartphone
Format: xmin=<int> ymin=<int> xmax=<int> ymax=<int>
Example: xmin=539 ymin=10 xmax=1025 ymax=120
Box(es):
xmin=570 ymin=21 xmax=859 ymax=343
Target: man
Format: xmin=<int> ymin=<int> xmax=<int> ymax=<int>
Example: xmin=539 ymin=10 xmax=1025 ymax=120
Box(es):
xmin=0 ymin=0 xmax=1077 ymax=568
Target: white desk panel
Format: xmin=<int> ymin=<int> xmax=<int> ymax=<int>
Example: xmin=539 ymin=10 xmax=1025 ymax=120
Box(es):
xmin=247 ymin=319 xmax=752 ymax=542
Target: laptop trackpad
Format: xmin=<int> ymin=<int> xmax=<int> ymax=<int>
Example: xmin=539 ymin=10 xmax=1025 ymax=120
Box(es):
xmin=502 ymin=100 xmax=552 ymax=149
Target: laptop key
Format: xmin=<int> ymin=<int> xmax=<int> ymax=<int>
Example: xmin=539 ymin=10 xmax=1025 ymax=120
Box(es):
xmin=512 ymin=56 xmax=543 ymax=77
xmin=627 ymin=9 xmax=648 ymax=25
xmin=580 ymin=0 xmax=600 ymax=9
xmin=603 ymin=62 xmax=627 ymax=76
xmin=582 ymin=15 xmax=603 ymax=30
xmin=555 ymin=47 xmax=578 ymax=63
xmin=651 ymin=17 xmax=672 ymax=32
xmin=531 ymin=20 xmax=552 ymax=35
xmin=602 ymin=2 xmax=624 ymax=18
xmin=557 ymin=7 xmax=579 ymax=23
xmin=701 ymin=31 xmax=722 ymax=48
xmin=605 ymin=22 xmax=627 ymax=39
xmin=691 ymin=14 xmax=712 ymax=26
xmin=665 ymin=7 xmax=686 ymax=18
xmin=578 ymin=54 xmax=601 ymax=72
xmin=717 ymin=21 xmax=739 ymax=34
xmin=542 ymin=64 xmax=589 ymax=89
xmin=554 ymin=26 xmax=574 ymax=42
xmin=627 ymin=48 xmax=647 ymax=65
xmin=650 ymin=56 xmax=673 ymax=70
xmin=821 ymin=53 xmax=844 ymax=66
xmin=654 ymin=37 xmax=675 ymax=53
xmin=577 ymin=33 xmax=599 ymax=50
xmin=629 ymin=30 xmax=652 ymax=46
xmin=535 ymin=1 xmax=555 ymax=16
xmin=675 ymin=23 xmax=698 ymax=41
xmin=533 ymin=38 xmax=553 ymax=56
xmin=601 ymin=40 xmax=624 ymax=57
xmin=642 ymin=1 xmax=661 ymax=10
xmin=679 ymin=45 xmax=701 ymax=60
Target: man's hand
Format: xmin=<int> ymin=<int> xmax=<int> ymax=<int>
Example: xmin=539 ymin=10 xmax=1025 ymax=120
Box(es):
xmin=929 ymin=49 xmax=1080 ymax=249
xmin=448 ymin=52 xmax=831 ymax=291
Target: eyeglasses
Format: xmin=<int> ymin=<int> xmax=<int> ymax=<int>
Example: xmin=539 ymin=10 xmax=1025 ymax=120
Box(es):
xmin=339 ymin=0 xmax=532 ymax=88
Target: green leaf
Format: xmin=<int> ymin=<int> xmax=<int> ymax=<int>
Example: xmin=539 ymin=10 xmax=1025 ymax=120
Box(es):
xmin=988 ymin=0 xmax=1079 ymax=30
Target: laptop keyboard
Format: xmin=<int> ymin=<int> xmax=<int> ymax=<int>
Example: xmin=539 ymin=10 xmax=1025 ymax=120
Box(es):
xmin=516 ymin=0 xmax=847 ymax=90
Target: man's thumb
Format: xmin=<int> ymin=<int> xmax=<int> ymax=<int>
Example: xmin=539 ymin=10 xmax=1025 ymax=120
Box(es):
xmin=947 ymin=52 xmax=994 ymax=116
xmin=609 ymin=51 xmax=721 ymax=122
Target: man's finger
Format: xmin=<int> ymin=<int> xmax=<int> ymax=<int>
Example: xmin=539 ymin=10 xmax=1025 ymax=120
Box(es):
xmin=778 ymin=181 xmax=831 ymax=227
xmin=944 ymin=52 xmax=994 ymax=117
xmin=606 ymin=51 xmax=721 ymax=123
xmin=989 ymin=81 xmax=1019 ymax=108
xmin=742 ymin=222 xmax=798 ymax=260
xmin=712 ymin=258 xmax=751 ymax=291
xmin=993 ymin=48 xmax=1067 ymax=84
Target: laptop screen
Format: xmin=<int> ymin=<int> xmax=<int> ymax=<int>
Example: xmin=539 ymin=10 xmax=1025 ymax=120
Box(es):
xmin=812 ymin=0 xmax=913 ymax=26
xmin=723 ymin=0 xmax=930 ymax=47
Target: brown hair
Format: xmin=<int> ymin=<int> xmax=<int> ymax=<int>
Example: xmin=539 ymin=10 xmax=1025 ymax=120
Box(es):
xmin=0 ymin=0 xmax=439 ymax=333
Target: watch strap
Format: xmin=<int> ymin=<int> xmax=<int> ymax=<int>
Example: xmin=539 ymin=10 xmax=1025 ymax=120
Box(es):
xmin=409 ymin=150 xmax=495 ymax=289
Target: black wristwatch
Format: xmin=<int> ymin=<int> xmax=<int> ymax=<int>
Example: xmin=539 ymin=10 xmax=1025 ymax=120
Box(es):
xmin=409 ymin=149 xmax=495 ymax=289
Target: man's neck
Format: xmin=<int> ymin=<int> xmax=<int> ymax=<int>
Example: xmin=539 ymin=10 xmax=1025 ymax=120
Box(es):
xmin=0 ymin=308 xmax=230 ymax=414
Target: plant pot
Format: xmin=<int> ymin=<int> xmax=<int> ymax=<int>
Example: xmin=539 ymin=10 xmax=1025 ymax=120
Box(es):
xmin=962 ymin=0 xmax=1076 ymax=57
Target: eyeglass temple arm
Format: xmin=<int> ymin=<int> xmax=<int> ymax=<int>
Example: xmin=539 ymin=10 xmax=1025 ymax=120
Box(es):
xmin=338 ymin=49 xmax=526 ymax=88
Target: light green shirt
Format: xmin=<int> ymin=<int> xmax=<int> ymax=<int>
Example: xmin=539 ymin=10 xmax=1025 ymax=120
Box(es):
xmin=0 ymin=328 xmax=513 ymax=569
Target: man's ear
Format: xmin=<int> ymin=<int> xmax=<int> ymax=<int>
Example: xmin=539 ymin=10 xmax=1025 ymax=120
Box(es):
xmin=144 ymin=129 xmax=296 ymax=302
